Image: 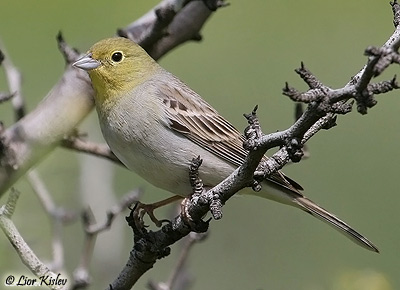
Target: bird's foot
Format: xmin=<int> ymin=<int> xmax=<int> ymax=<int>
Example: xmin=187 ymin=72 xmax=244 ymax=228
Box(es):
xmin=180 ymin=197 xmax=210 ymax=233
xmin=132 ymin=195 xmax=182 ymax=228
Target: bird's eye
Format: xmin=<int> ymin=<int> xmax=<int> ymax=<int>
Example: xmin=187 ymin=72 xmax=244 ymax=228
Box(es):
xmin=111 ymin=51 xmax=123 ymax=62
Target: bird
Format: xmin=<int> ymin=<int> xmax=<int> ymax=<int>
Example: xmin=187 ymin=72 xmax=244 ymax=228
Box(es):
xmin=73 ymin=37 xmax=378 ymax=253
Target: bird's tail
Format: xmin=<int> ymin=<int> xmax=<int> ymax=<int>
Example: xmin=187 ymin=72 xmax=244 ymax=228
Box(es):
xmin=294 ymin=196 xmax=379 ymax=253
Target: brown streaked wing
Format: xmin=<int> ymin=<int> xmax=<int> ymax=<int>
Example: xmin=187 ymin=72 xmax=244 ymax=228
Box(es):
xmin=158 ymin=80 xmax=303 ymax=193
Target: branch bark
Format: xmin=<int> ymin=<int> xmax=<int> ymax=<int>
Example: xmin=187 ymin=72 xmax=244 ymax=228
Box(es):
xmin=0 ymin=1 xmax=399 ymax=289
xmin=106 ymin=1 xmax=400 ymax=288
xmin=0 ymin=189 xmax=69 ymax=290
xmin=0 ymin=0 xmax=216 ymax=196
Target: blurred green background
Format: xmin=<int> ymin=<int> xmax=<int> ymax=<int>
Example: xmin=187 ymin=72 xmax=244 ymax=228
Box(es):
xmin=0 ymin=1 xmax=399 ymax=289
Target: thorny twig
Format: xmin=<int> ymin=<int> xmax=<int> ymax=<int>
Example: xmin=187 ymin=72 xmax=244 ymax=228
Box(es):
xmin=107 ymin=2 xmax=400 ymax=289
xmin=0 ymin=1 xmax=399 ymax=290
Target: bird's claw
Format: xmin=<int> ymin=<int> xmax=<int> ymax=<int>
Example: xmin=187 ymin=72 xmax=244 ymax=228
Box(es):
xmin=131 ymin=202 xmax=169 ymax=229
xmin=130 ymin=195 xmax=182 ymax=229
xmin=180 ymin=197 xmax=209 ymax=233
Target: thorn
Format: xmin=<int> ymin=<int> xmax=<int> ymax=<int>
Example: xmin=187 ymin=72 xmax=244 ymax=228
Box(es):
xmin=116 ymin=28 xmax=128 ymax=38
xmin=252 ymin=104 xmax=258 ymax=114
xmin=154 ymin=7 xmax=164 ymax=21
xmin=284 ymin=82 xmax=290 ymax=91
xmin=202 ymin=0 xmax=230 ymax=11
xmin=56 ymin=30 xmax=64 ymax=44
xmin=218 ymin=0 xmax=230 ymax=8
xmin=391 ymin=75 xmax=399 ymax=88
xmin=191 ymin=33 xmax=203 ymax=42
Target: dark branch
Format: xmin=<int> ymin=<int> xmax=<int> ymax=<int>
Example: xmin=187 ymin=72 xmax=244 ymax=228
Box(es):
xmin=295 ymin=62 xmax=325 ymax=89
xmin=2 ymin=1 xmax=400 ymax=289
xmin=368 ymin=75 xmax=399 ymax=94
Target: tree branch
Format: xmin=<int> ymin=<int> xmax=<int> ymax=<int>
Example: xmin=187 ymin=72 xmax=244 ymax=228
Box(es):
xmin=148 ymin=232 xmax=208 ymax=290
xmin=61 ymin=134 xmax=123 ymax=166
xmin=1 ymin=49 xmax=25 ymax=120
xmin=1 ymin=1 xmax=399 ymax=289
xmin=106 ymin=2 xmax=400 ymax=288
xmin=0 ymin=189 xmax=69 ymax=290
xmin=72 ymin=190 xmax=141 ymax=289
xmin=0 ymin=0 xmax=217 ymax=197
xmin=27 ymin=170 xmax=77 ymax=272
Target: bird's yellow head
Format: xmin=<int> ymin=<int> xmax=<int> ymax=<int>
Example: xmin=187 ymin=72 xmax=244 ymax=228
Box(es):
xmin=73 ymin=37 xmax=159 ymax=105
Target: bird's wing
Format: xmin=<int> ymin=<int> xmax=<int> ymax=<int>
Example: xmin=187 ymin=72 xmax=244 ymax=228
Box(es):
xmin=157 ymin=77 xmax=303 ymax=193
xmin=154 ymin=75 xmax=380 ymax=253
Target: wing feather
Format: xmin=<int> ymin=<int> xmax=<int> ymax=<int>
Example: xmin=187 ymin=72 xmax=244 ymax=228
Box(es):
xmin=157 ymin=76 xmax=303 ymax=193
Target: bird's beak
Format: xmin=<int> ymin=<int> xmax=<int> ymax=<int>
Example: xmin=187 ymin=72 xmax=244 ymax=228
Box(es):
xmin=72 ymin=53 xmax=101 ymax=71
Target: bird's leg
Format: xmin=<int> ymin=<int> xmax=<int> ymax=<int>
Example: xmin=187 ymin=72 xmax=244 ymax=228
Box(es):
xmin=133 ymin=195 xmax=182 ymax=228
xmin=133 ymin=156 xmax=209 ymax=231
xmin=180 ymin=197 xmax=194 ymax=226
xmin=179 ymin=156 xmax=209 ymax=233
xmin=181 ymin=156 xmax=204 ymax=225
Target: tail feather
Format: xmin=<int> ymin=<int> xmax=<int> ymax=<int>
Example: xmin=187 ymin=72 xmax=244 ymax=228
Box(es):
xmin=295 ymin=197 xmax=379 ymax=253
xmin=250 ymin=179 xmax=378 ymax=252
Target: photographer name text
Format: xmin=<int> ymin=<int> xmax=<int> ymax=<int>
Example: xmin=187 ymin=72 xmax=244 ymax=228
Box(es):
xmin=5 ymin=273 xmax=67 ymax=287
